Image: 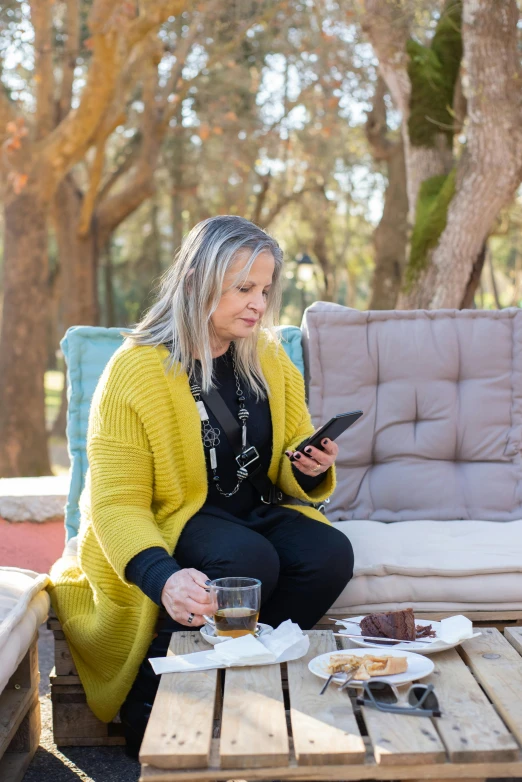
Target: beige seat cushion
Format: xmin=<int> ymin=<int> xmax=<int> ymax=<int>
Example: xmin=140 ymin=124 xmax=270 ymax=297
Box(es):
xmin=0 ymin=567 xmax=50 ymax=696
xmin=330 ymin=520 xmax=522 ymax=614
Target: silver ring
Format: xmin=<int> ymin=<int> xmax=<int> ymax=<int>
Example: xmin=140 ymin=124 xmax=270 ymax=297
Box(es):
xmin=187 ymin=612 xmax=194 ymax=624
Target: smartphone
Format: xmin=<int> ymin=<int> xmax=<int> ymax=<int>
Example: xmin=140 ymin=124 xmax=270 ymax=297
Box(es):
xmin=296 ymin=410 xmax=363 ymax=454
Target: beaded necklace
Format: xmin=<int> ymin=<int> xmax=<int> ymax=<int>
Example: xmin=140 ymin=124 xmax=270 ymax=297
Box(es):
xmin=189 ymin=346 xmax=251 ymax=497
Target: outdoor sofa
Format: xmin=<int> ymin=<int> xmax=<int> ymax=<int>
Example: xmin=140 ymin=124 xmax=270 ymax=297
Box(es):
xmin=48 ymin=301 xmax=522 ymax=745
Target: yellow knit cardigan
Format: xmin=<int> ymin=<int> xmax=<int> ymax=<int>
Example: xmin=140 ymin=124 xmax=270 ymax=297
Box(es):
xmin=49 ymin=332 xmax=335 ymax=722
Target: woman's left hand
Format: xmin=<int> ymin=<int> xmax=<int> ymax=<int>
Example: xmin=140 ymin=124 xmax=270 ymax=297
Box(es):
xmin=285 ymin=437 xmax=338 ymax=477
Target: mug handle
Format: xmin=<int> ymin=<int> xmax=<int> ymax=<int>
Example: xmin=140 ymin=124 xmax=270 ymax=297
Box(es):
xmin=203 ymin=614 xmax=215 ymax=627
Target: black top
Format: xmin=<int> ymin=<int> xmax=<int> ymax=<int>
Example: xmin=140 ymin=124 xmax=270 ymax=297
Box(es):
xmin=125 ymin=347 xmax=326 ymax=604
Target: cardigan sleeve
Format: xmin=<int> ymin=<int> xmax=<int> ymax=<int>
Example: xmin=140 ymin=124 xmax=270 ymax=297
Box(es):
xmin=125 ymin=547 xmax=181 ymax=605
xmin=85 ymin=356 xmax=171 ymax=583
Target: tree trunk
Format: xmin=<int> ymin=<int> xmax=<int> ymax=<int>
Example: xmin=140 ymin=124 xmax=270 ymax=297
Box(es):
xmin=406 ymin=0 xmax=522 ymax=309
xmin=369 ymin=138 xmax=408 ymax=308
xmin=50 ymin=176 xmax=100 ymax=439
xmin=54 ymin=175 xmax=99 ymax=328
xmin=366 ymin=78 xmax=408 ymax=309
xmin=459 ymin=242 xmax=486 ymax=309
xmin=102 ymin=245 xmax=116 ymax=328
xmin=312 ymin=229 xmax=336 ymax=302
xmin=0 ymin=191 xmax=51 ymax=476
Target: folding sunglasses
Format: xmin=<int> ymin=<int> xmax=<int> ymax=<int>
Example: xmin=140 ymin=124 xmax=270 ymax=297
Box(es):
xmin=356 ymin=681 xmax=441 ymax=718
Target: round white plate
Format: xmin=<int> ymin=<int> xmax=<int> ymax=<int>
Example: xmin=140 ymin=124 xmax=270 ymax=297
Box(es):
xmin=200 ymin=622 xmax=273 ymax=646
xmin=308 ymin=647 xmax=434 ymax=687
xmin=335 ymin=616 xmax=481 ymax=655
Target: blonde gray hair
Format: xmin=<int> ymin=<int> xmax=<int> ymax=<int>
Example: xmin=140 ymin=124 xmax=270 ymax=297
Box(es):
xmin=126 ymin=215 xmax=283 ymax=398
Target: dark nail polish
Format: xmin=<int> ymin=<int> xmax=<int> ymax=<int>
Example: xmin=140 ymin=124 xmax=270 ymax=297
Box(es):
xmin=305 ymin=446 xmax=312 ymax=454
xmin=289 ymin=455 xmax=296 ymax=462
xmin=322 ymin=438 xmax=329 ymax=445
xmin=205 ymin=579 xmax=212 ymax=585
xmin=294 ymin=452 xmax=301 ymax=459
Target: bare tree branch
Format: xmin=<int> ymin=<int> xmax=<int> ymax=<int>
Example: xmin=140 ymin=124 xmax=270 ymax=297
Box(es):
xmin=96 ymin=59 xmax=161 ymax=240
xmin=0 ymin=84 xmax=17 ymax=143
xmin=97 ymin=136 xmax=142 ymax=203
xmin=42 ymin=0 xmax=188 ymax=195
xmin=365 ymin=76 xmax=395 ymax=161
xmin=58 ymin=0 xmax=80 ymax=121
xmin=262 ymin=183 xmax=326 ymax=229
xmin=361 ymin=0 xmax=412 ymax=118
xmin=30 ymin=0 xmax=55 ymax=139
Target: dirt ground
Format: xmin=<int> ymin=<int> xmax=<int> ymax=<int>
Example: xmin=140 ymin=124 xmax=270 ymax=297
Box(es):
xmin=23 ymin=625 xmax=140 ymax=782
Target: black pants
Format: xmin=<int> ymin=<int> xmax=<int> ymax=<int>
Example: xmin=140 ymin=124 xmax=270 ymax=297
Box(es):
xmin=120 ymin=504 xmax=354 ymax=757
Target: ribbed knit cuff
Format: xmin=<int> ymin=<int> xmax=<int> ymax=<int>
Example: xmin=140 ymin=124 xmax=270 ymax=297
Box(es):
xmin=125 ymin=547 xmax=181 ymax=606
xmin=292 ymin=462 xmax=328 ymax=492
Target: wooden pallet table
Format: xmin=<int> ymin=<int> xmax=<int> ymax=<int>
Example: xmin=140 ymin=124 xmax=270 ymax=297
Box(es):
xmin=139 ymin=628 xmax=522 ymax=782
xmin=0 ymin=636 xmax=41 ymax=782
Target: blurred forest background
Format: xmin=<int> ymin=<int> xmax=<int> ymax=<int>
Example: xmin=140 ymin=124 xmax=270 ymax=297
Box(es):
xmin=1 ymin=0 xmax=522 ymax=477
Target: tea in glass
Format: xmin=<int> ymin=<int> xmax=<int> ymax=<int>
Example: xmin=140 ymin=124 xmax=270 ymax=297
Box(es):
xmin=208 ymin=577 xmax=261 ymax=638
xmin=214 ymin=607 xmax=260 ymax=638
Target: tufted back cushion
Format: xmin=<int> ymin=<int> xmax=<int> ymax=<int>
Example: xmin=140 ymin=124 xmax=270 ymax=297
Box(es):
xmin=302 ymin=302 xmax=522 ymax=522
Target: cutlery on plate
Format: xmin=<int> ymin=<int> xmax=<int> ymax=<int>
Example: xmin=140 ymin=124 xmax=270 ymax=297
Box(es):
xmin=327 ymin=617 xmax=361 ymax=626
xmin=339 ymin=672 xmax=356 ymax=692
xmin=333 ymin=632 xmax=434 ymax=646
xmin=319 ymin=674 xmax=335 ymax=695
xmin=320 ymin=668 xmax=357 ymax=695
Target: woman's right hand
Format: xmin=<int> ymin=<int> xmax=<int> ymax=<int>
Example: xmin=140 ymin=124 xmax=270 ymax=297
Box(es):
xmin=161 ymin=568 xmax=216 ymax=626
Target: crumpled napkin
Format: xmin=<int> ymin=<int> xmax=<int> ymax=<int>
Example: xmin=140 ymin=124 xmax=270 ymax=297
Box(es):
xmin=438 ymin=614 xmax=474 ymax=644
xmin=149 ymin=619 xmax=309 ymax=675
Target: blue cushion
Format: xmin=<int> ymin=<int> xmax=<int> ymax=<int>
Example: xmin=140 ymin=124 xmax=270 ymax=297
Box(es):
xmin=61 ymin=327 xmax=128 ymax=539
xmin=61 ymin=324 xmax=304 ymax=539
xmin=277 ymin=325 xmax=304 ymax=375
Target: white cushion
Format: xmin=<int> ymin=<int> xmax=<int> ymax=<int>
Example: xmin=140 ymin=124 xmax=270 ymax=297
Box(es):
xmin=331 ymin=519 xmax=522 ymax=613
xmin=0 ymin=567 xmax=50 ymax=696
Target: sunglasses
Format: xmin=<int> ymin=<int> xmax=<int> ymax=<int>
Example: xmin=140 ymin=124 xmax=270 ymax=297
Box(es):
xmin=356 ymin=681 xmax=441 ymax=718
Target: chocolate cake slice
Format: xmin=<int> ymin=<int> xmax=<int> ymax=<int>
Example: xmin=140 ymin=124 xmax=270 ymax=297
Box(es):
xmin=360 ymin=608 xmax=416 ymax=641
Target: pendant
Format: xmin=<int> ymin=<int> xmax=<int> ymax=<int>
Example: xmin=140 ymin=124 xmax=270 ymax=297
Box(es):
xmin=203 ymin=426 xmax=220 ymax=448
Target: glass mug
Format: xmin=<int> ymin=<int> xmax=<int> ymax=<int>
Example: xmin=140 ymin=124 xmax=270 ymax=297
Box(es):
xmin=203 ymin=577 xmax=261 ymax=638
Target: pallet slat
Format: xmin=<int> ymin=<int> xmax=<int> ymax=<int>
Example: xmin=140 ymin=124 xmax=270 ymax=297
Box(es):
xmin=504 ymin=626 xmax=522 ymax=655
xmin=219 ymin=656 xmax=289 ymax=769
xmin=458 ymin=628 xmax=522 ymax=747
xmin=338 ymin=637 xmax=446 ymax=766
xmin=287 ymin=630 xmax=365 ymax=766
xmin=0 ymin=638 xmax=41 ymax=782
xmin=140 ymin=737 xmax=522 ymax=782
xmin=54 ymin=638 xmax=78 ymax=676
xmin=139 ymin=632 xmax=218 ymax=770
xmin=423 ymin=647 xmax=518 ymax=762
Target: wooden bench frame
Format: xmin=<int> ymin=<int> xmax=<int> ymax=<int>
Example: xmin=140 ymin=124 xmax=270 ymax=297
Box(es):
xmin=47 ymin=609 xmax=522 ymax=747
xmin=0 ymin=635 xmax=41 ymax=782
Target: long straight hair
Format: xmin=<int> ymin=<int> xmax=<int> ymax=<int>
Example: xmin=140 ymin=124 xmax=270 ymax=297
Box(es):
xmin=125 ymin=215 xmax=284 ymax=398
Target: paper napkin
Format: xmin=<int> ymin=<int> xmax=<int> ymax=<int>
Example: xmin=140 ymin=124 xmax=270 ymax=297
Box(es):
xmin=149 ymin=619 xmax=309 ymax=675
xmin=438 ymin=614 xmax=474 ymax=644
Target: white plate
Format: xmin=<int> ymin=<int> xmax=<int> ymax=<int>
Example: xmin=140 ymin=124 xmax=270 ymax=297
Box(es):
xmin=335 ymin=616 xmax=481 ymax=655
xmin=200 ymin=622 xmax=273 ymax=646
xmin=308 ymin=647 xmax=434 ymax=687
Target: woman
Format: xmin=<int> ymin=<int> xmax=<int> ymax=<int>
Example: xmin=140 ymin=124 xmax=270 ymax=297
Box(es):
xmin=50 ymin=215 xmax=354 ymax=758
